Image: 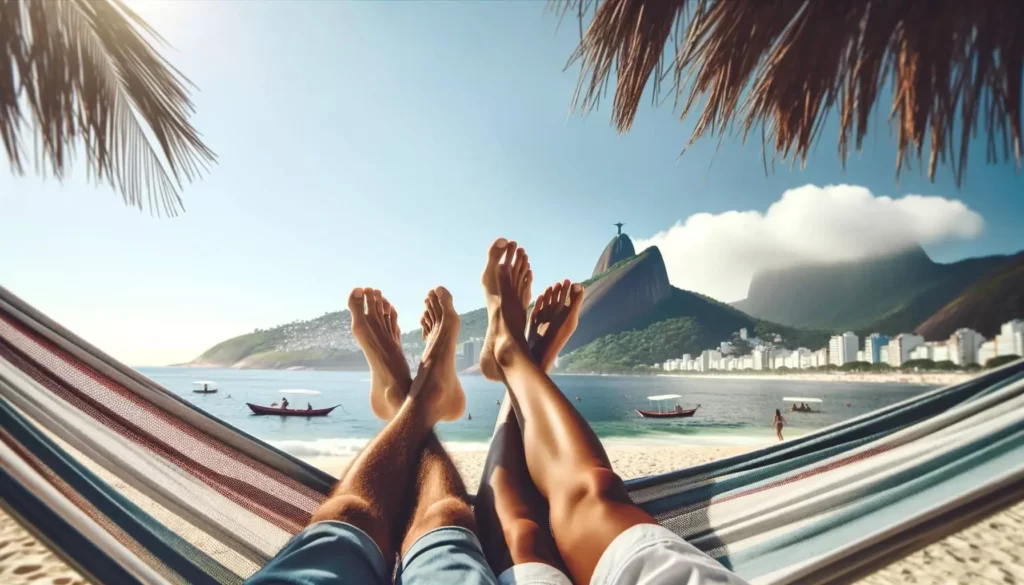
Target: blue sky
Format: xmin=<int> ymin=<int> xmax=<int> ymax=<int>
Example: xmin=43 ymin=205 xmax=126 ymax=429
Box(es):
xmin=1 ymin=1 xmax=1022 ymax=365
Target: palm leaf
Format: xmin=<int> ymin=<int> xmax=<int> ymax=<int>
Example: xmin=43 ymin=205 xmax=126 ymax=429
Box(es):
xmin=0 ymin=0 xmax=215 ymax=215
xmin=556 ymin=0 xmax=1024 ymax=186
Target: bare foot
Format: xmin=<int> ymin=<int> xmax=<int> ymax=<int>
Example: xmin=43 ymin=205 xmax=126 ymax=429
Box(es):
xmin=528 ymin=280 xmax=585 ymax=371
xmin=479 ymin=238 xmax=532 ymax=380
xmin=349 ymin=288 xmax=412 ymax=420
xmin=413 ymin=286 xmax=466 ymax=422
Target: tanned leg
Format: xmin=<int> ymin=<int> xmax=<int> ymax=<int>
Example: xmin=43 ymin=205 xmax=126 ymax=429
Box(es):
xmin=397 ymin=288 xmax=479 ymax=554
xmin=310 ymin=287 xmax=459 ymax=568
xmin=483 ymin=240 xmax=655 ymax=584
xmin=476 ymin=271 xmax=579 ymax=574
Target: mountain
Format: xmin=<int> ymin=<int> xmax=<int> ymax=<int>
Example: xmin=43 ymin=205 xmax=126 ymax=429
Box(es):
xmin=190 ymin=232 xmax=830 ymax=372
xmin=914 ymin=252 xmax=1024 ymax=340
xmin=734 ymin=247 xmax=1013 ymax=332
xmin=592 ymin=233 xmax=636 ymax=276
xmin=189 ymin=311 xmax=369 ymax=370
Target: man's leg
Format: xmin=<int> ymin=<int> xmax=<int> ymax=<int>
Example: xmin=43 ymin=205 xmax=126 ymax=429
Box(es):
xmin=389 ymin=289 xmax=498 ymax=585
xmin=309 ymin=286 xmax=463 ymax=561
xmin=481 ymin=239 xmax=654 ymax=584
xmin=476 ymin=278 xmax=579 ymax=575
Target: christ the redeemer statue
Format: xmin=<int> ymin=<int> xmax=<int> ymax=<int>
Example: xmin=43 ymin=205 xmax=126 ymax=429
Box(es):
xmin=614 ymin=222 xmax=625 ymax=235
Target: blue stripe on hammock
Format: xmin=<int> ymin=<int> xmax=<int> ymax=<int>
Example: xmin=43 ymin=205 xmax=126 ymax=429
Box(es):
xmin=0 ymin=398 xmax=240 ymax=585
xmin=725 ymin=423 xmax=1024 ymax=579
xmin=0 ymin=463 xmax=144 ymax=585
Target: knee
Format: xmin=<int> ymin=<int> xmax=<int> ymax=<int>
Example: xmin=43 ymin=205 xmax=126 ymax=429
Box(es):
xmin=311 ymin=494 xmax=380 ymax=528
xmin=554 ymin=467 xmax=629 ymax=517
xmin=503 ymin=517 xmax=549 ymax=560
xmin=418 ymin=496 xmax=477 ymax=533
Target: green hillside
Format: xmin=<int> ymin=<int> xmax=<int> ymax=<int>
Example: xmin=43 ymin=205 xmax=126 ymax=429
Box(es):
xmin=557 ymin=287 xmax=831 ymax=373
xmin=190 ymin=310 xmax=368 ymax=370
xmin=915 ymin=252 xmax=1024 ymax=340
xmin=735 ymin=248 xmax=1012 ymax=331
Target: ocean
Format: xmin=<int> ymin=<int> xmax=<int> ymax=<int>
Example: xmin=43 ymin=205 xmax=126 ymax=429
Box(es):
xmin=139 ymin=367 xmax=937 ymax=458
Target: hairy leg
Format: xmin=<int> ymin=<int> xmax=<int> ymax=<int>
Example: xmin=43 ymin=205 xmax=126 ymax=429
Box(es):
xmin=309 ymin=287 xmax=458 ymax=568
xmin=398 ymin=289 xmax=478 ymax=553
xmin=483 ymin=240 xmax=655 ymax=584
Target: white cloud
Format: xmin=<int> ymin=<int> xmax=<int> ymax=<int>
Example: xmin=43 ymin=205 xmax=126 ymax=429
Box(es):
xmin=634 ymin=184 xmax=984 ymax=302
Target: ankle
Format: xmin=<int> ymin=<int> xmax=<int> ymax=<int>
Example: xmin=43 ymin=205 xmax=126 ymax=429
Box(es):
xmin=494 ymin=334 xmax=529 ymax=371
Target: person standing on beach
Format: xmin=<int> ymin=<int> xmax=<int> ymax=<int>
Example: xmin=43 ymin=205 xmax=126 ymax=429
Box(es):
xmin=773 ymin=409 xmax=785 ymax=441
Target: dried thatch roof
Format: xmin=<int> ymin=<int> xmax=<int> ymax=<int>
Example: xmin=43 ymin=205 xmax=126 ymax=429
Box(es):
xmin=558 ymin=0 xmax=1023 ymax=185
xmin=1 ymin=0 xmax=215 ymax=215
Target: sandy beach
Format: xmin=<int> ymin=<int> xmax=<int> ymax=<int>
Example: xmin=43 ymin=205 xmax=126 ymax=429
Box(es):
xmin=1 ymin=443 xmax=1021 ymax=585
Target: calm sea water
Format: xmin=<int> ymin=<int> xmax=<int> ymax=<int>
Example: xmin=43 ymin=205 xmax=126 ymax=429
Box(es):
xmin=138 ymin=367 xmax=937 ymax=457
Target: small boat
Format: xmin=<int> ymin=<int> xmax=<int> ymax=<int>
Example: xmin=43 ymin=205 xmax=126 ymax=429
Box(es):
xmin=636 ymin=394 xmax=700 ymax=419
xmin=247 ymin=403 xmax=339 ymax=417
xmin=784 ymin=396 xmax=823 ymax=413
xmin=192 ymin=381 xmax=218 ymax=394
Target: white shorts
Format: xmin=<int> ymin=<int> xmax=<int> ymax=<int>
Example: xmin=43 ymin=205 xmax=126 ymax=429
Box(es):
xmin=497 ymin=524 xmax=748 ymax=585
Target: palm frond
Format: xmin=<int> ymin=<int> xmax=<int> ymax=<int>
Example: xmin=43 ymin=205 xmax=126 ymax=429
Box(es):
xmin=557 ymin=0 xmax=1024 ymax=185
xmin=0 ymin=0 xmax=215 ymax=215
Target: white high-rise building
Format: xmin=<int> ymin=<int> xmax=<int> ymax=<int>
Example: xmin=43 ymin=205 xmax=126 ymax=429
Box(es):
xmin=828 ymin=332 xmax=859 ymax=366
xmin=739 ymin=328 xmax=749 ymax=340
xmin=864 ymin=333 xmax=889 ymax=364
xmin=931 ymin=342 xmax=951 ymax=362
xmin=996 ymin=320 xmax=1024 ymax=357
xmin=888 ymin=333 xmax=925 ymax=367
xmin=813 ymin=347 xmax=829 ymax=368
xmin=879 ymin=346 xmax=890 ymax=365
xmin=752 ymin=348 xmax=767 ymax=371
xmin=978 ymin=341 xmax=997 ymax=366
xmin=948 ymin=328 xmax=984 ymax=365
xmin=909 ymin=344 xmax=932 ymax=361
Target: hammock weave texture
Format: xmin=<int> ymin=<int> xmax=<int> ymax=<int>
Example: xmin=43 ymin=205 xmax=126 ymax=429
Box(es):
xmin=1 ymin=285 xmax=1022 ymax=585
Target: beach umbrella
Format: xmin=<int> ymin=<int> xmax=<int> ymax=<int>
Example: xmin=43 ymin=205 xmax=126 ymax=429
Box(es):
xmin=0 ymin=0 xmax=215 ymax=215
xmin=557 ymin=0 xmax=1023 ymax=185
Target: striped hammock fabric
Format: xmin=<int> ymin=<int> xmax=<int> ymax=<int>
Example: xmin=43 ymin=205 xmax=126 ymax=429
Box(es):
xmin=1 ymin=284 xmax=1022 ymax=585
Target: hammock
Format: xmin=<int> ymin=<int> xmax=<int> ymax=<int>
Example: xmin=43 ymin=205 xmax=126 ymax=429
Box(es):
xmin=0 ymin=284 xmax=1022 ymax=585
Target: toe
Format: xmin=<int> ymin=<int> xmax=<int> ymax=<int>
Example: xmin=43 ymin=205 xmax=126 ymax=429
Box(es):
xmin=502 ymin=241 xmax=518 ymax=270
xmin=511 ymin=248 xmax=526 ymax=283
xmin=389 ymin=309 xmax=400 ymax=340
xmin=420 ymin=315 xmax=430 ymax=338
xmin=543 ymin=285 xmax=556 ymax=314
xmin=557 ymin=279 xmax=571 ymax=306
xmin=427 ymin=288 xmax=443 ymax=321
xmin=483 ymin=238 xmax=509 ymax=285
xmin=348 ymin=288 xmax=367 ymax=331
xmin=423 ymin=299 xmax=435 ymax=329
xmin=530 ymin=293 xmax=545 ymax=324
xmin=568 ymin=283 xmax=585 ymax=313
xmin=434 ymin=286 xmax=453 ymax=309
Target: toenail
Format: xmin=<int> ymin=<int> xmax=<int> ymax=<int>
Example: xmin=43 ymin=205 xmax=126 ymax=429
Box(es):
xmin=353 ymin=289 xmax=363 ymax=298
xmin=572 ymin=283 xmax=582 ymax=292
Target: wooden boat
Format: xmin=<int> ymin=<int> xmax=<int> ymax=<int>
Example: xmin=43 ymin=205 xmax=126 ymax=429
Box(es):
xmin=636 ymin=394 xmax=700 ymax=419
xmin=192 ymin=380 xmax=218 ymax=394
xmin=784 ymin=396 xmax=823 ymax=413
xmin=247 ymin=403 xmax=339 ymax=417
xmin=635 ymin=406 xmax=699 ymax=418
